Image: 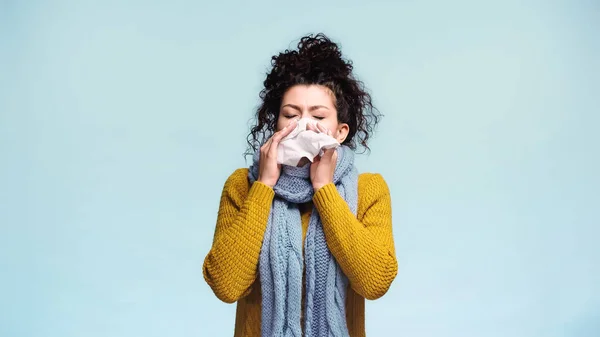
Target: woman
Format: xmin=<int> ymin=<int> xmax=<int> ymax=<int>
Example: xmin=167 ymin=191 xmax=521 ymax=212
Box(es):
xmin=203 ymin=33 xmax=398 ymax=337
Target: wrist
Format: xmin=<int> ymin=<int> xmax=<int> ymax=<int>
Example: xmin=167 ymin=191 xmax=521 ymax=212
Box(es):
xmin=312 ymin=182 xmax=330 ymax=192
xmin=257 ymin=177 xmax=276 ymax=188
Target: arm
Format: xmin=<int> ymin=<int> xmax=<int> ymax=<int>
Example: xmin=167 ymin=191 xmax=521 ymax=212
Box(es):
xmin=202 ymin=169 xmax=274 ymax=303
xmin=312 ymin=173 xmax=398 ymax=300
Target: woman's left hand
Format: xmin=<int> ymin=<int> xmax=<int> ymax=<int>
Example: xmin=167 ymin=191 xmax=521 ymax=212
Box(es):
xmin=309 ymin=123 xmax=338 ymax=191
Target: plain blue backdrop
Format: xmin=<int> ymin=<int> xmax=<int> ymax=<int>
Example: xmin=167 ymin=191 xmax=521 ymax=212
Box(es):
xmin=1 ymin=0 xmax=599 ymax=336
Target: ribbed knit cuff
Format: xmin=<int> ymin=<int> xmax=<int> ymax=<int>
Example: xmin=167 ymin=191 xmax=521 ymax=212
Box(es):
xmin=312 ymin=183 xmax=339 ymax=211
xmin=248 ymin=181 xmax=275 ymax=205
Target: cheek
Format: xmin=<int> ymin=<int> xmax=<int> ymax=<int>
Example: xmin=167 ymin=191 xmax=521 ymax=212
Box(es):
xmin=275 ymin=116 xmax=287 ymax=132
xmin=319 ymin=120 xmax=339 ymax=134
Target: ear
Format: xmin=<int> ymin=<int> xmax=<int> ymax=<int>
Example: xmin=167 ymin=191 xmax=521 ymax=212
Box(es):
xmin=335 ymin=123 xmax=349 ymax=143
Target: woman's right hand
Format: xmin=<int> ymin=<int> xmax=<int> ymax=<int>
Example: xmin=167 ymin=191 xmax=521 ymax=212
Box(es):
xmin=257 ymin=119 xmax=298 ymax=188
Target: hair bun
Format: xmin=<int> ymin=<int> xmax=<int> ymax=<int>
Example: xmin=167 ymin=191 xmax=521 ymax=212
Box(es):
xmin=268 ymin=33 xmax=353 ymax=85
xmin=296 ymin=34 xmax=353 ymax=80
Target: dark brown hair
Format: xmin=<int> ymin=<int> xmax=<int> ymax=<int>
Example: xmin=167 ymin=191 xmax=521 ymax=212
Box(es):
xmin=246 ymin=33 xmax=382 ymax=155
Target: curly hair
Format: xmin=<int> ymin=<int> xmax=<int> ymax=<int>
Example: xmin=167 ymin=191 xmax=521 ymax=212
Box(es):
xmin=246 ymin=33 xmax=382 ymax=155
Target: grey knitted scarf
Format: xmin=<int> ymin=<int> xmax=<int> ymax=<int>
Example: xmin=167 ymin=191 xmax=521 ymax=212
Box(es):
xmin=248 ymin=145 xmax=358 ymax=337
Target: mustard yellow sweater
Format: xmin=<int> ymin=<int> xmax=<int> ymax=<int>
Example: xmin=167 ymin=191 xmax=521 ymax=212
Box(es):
xmin=203 ymin=168 xmax=398 ymax=337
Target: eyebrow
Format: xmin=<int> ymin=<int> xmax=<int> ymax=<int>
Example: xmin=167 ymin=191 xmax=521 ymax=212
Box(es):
xmin=281 ymin=104 xmax=330 ymax=112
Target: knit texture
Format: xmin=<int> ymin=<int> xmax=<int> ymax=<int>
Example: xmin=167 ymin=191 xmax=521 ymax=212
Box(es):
xmin=203 ymin=163 xmax=398 ymax=337
xmin=248 ymin=146 xmax=357 ymax=337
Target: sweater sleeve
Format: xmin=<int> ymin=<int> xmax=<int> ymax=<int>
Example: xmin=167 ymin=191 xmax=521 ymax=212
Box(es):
xmin=312 ymin=173 xmax=398 ymax=300
xmin=202 ymin=168 xmax=274 ymax=303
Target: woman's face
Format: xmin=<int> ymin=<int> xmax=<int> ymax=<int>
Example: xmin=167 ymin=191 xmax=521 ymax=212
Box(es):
xmin=276 ymin=84 xmax=349 ymax=143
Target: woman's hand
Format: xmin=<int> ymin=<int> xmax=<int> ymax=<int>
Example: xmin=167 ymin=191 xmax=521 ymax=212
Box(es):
xmin=310 ymin=123 xmax=338 ymax=191
xmin=257 ymin=119 xmax=298 ymax=188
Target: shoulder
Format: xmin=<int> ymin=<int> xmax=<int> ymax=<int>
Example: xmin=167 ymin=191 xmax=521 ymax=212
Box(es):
xmin=225 ymin=167 xmax=249 ymax=182
xmin=222 ymin=168 xmax=251 ymax=197
xmin=357 ymin=173 xmax=391 ymax=214
xmin=358 ymin=172 xmax=390 ymax=195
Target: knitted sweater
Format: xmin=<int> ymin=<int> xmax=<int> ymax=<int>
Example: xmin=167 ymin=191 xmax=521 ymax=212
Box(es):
xmin=203 ymin=168 xmax=398 ymax=337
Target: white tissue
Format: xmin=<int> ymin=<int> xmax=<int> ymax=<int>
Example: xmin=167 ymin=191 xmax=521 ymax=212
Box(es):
xmin=277 ymin=118 xmax=340 ymax=166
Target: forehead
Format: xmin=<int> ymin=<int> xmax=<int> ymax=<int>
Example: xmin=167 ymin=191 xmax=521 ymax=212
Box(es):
xmin=281 ymin=85 xmax=335 ymax=106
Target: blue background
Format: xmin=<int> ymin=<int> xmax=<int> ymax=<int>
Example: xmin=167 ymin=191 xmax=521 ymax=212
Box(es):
xmin=1 ymin=0 xmax=599 ymax=336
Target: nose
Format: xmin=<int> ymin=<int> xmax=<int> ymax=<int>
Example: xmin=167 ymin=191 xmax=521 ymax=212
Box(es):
xmin=299 ymin=110 xmax=311 ymax=119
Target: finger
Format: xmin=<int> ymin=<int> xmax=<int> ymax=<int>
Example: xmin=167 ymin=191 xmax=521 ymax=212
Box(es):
xmin=321 ymin=148 xmax=335 ymax=163
xmin=281 ymin=119 xmax=298 ymax=136
xmin=269 ymin=119 xmax=297 ymax=153
xmin=270 ymin=120 xmax=296 ymax=143
xmin=283 ymin=119 xmax=298 ymax=136
xmin=316 ymin=123 xmax=327 ymax=134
